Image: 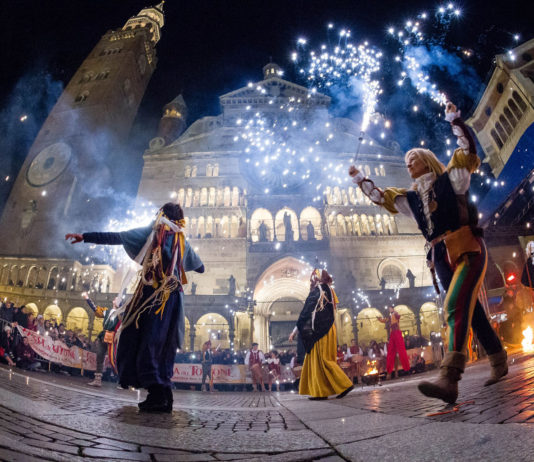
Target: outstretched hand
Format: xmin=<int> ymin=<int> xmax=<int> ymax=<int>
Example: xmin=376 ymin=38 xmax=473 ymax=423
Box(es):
xmin=445 ymin=101 xmax=460 ymax=122
xmin=348 ymin=165 xmax=360 ymax=177
xmin=65 ymin=233 xmax=83 ymax=244
xmin=288 ymin=331 xmax=296 ymax=342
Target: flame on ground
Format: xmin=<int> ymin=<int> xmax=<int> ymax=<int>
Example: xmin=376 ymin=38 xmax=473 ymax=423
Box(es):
xmin=522 ymin=326 xmax=533 ymax=353
xmin=364 ymin=360 xmax=378 ymax=376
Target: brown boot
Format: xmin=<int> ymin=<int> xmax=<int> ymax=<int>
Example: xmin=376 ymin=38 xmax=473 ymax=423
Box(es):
xmin=484 ymin=350 xmax=508 ymax=386
xmin=418 ymin=351 xmax=466 ymax=404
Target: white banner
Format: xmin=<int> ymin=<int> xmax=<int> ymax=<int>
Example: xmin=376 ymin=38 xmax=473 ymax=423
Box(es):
xmin=16 ymin=326 xmax=96 ymax=371
xmin=171 ymin=363 xmax=296 ymax=384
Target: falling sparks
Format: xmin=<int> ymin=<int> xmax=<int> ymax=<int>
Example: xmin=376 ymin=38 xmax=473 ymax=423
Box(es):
xmin=295 ymin=27 xmax=383 ymax=132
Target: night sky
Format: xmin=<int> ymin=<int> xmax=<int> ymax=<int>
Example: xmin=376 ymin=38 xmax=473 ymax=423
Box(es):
xmin=1 ymin=0 xmax=533 ymax=213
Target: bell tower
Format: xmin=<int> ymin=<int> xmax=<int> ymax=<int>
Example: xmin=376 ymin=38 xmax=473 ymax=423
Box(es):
xmin=0 ymin=3 xmax=165 ymax=257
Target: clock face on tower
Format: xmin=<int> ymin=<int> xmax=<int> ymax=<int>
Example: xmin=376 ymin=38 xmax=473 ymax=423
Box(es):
xmin=26 ymin=142 xmax=72 ymax=187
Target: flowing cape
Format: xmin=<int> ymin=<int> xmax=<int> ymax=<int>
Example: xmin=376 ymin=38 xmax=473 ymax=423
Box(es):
xmin=296 ymin=283 xmax=335 ymax=354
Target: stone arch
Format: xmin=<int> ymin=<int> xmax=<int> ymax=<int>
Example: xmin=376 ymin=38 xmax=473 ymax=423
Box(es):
xmin=196 ymin=216 xmax=205 ymax=238
xmin=205 ymin=216 xmax=214 ymax=237
xmin=341 ymin=189 xmax=349 ymax=206
xmin=0 ymin=265 xmax=9 ymax=285
xmin=24 ymin=302 xmax=39 ymax=316
xmin=223 ymin=187 xmax=231 ymax=207
xmin=336 ymin=214 xmax=347 ymax=236
xmin=274 ymin=208 xmax=299 ymax=241
xmin=191 ymin=166 xmax=197 ymax=177
xmin=206 ymin=164 xmax=213 ymax=176
xmin=194 ymin=313 xmax=230 ymax=350
xmin=216 ymin=187 xmax=224 ymax=206
xmin=512 ymin=90 xmax=527 ymax=111
xmin=230 ymin=215 xmax=239 ymax=238
xmin=328 ymin=213 xmax=337 ymax=237
xmin=185 ymin=188 xmax=193 ymax=207
xmin=508 ymin=98 xmax=523 ymax=120
xmin=503 ymin=106 xmax=517 ymax=128
xmin=213 ymin=163 xmax=219 ymax=176
xmin=394 ymin=305 xmax=417 ymax=336
xmin=251 ymin=208 xmax=274 ymax=242
xmin=177 ymin=188 xmax=185 ymax=206
xmin=348 ymin=186 xmax=357 ymax=205
xmin=47 ymin=266 xmax=59 ymax=290
xmin=374 ymin=214 xmax=384 ymax=235
xmin=200 ymin=187 xmax=208 ymax=206
xmin=220 ymin=216 xmax=230 ymax=238
xmin=378 ymin=258 xmax=406 ymax=289
xmin=360 ymin=214 xmax=371 ymax=235
xmin=43 ymin=305 xmax=62 ymax=323
xmin=357 ymin=308 xmax=387 ymax=345
xmin=253 ymin=256 xmax=312 ymax=350
xmin=352 ymin=214 xmax=361 ymax=236
xmin=325 ymin=186 xmax=333 ymax=205
xmin=66 ymin=307 xmax=90 ymax=335
xmin=299 ymin=206 xmax=322 ymax=240
xmin=420 ymin=302 xmax=440 ymax=339
xmin=25 ymin=266 xmax=40 ymax=288
xmin=231 ymin=187 xmax=239 ymax=207
xmin=499 ymin=114 xmax=512 ymax=136
xmin=208 ymin=187 xmax=216 ymax=206
xmin=192 ymin=189 xmax=200 ymax=206
xmin=332 ymin=187 xmax=341 ymax=205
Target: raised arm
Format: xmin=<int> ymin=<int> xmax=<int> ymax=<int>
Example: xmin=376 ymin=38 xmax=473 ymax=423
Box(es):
xmin=445 ymin=102 xmax=481 ymax=194
xmin=348 ymin=166 xmax=409 ymax=215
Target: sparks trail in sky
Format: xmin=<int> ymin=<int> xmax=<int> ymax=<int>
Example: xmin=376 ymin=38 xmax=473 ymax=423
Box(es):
xmin=293 ymin=28 xmax=383 ymax=132
xmin=78 ymin=203 xmax=158 ymax=282
xmin=387 ymin=3 xmax=462 ymax=107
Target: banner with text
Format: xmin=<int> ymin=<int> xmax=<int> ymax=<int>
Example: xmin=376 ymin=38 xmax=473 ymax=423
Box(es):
xmin=171 ymin=363 xmax=295 ymax=384
xmin=16 ymin=326 xmax=96 ymax=371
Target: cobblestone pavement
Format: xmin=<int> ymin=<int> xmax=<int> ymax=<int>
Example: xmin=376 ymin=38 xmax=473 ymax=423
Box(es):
xmin=0 ymin=354 xmax=533 ymax=461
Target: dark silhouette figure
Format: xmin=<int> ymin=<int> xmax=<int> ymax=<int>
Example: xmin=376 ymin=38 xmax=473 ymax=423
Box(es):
xmin=228 ymin=275 xmax=236 ymax=296
xmin=283 ymin=212 xmax=293 ymax=241
xmin=258 ymin=221 xmax=268 ymax=242
xmin=306 ymin=221 xmax=315 ymax=240
xmin=406 ymin=269 xmax=416 ymax=288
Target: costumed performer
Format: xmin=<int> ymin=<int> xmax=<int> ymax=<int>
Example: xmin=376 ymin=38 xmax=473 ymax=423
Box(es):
xmin=245 ymin=343 xmax=266 ymax=391
xmin=521 ymin=241 xmax=534 ymax=289
xmin=349 ymin=102 xmax=507 ymax=404
xmin=377 ymin=306 xmax=411 ymax=379
xmin=66 ymin=202 xmax=204 ymax=412
xmin=82 ymin=292 xmax=121 ymax=387
xmin=200 ymin=340 xmax=215 ymax=392
xmin=266 ymin=350 xmax=281 ymax=391
xmin=289 ymin=269 xmax=353 ymax=400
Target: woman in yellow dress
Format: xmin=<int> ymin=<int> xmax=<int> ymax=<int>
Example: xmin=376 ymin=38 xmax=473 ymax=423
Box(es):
xmin=289 ymin=269 xmax=353 ymax=400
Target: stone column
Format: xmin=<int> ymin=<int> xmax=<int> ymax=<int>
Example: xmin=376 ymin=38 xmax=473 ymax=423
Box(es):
xmin=190 ymin=329 xmax=196 ymax=352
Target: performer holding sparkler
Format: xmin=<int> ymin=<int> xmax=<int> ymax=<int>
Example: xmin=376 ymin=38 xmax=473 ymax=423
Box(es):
xmin=349 ymin=103 xmax=507 ymax=404
xmin=66 ymin=202 xmax=204 ymax=412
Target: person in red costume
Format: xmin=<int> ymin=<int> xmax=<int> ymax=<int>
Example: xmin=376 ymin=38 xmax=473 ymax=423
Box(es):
xmin=378 ymin=306 xmax=410 ymax=379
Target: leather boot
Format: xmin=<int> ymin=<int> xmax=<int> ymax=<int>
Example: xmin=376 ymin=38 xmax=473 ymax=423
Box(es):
xmin=484 ymin=350 xmax=508 ymax=386
xmin=163 ymin=386 xmax=173 ymax=412
xmin=88 ymin=373 xmax=102 ymax=387
xmin=418 ymin=351 xmax=466 ymax=404
xmin=139 ymin=385 xmax=169 ymax=413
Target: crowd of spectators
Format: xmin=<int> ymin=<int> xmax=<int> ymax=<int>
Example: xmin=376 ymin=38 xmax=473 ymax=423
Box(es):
xmin=0 ymin=300 xmax=93 ymax=375
xmin=0 ymin=299 xmax=439 ymax=389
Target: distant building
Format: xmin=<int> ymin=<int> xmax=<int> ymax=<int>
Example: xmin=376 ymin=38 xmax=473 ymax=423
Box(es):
xmin=467 ymin=38 xmax=534 ymax=178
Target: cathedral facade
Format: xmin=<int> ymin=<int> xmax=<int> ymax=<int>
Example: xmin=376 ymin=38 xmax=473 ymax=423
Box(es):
xmin=136 ymin=62 xmax=438 ymax=351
